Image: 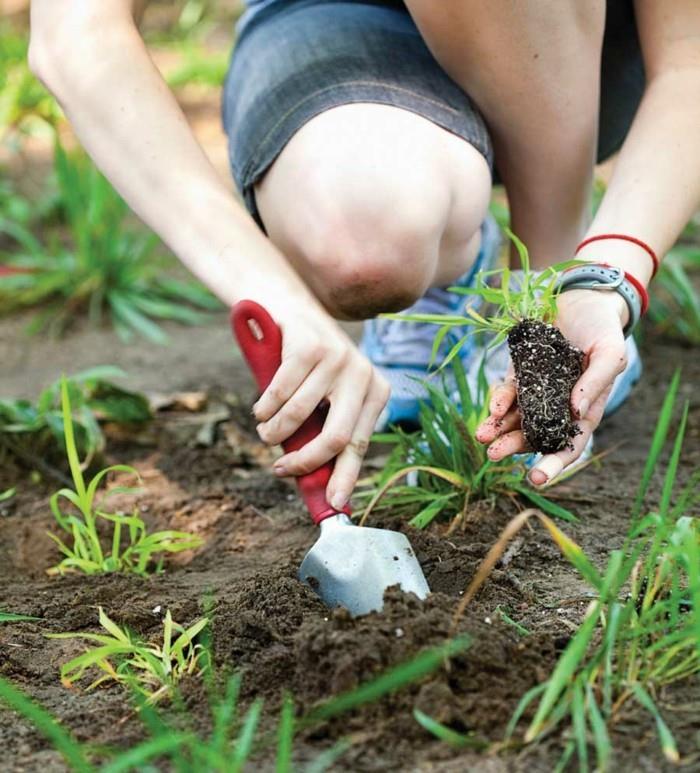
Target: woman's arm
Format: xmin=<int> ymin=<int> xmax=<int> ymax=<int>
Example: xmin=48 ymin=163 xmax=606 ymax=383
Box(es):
xmin=404 ymin=0 xmax=606 ymax=265
xmin=479 ymin=0 xmax=700 ymax=484
xmin=29 ymin=0 xmax=389 ymax=509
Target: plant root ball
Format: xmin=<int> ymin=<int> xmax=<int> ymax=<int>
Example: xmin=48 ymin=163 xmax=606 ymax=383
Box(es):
xmin=507 ymin=319 xmax=584 ymax=454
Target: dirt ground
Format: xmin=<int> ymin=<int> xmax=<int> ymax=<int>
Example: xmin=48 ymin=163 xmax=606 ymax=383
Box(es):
xmin=1 ymin=321 xmax=699 ymax=772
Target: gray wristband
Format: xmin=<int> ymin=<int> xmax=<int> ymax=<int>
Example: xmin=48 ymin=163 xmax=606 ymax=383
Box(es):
xmin=556 ymin=264 xmax=642 ymax=338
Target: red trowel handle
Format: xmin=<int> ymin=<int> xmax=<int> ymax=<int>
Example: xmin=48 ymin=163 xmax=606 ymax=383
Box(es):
xmin=231 ymin=300 xmax=350 ymax=525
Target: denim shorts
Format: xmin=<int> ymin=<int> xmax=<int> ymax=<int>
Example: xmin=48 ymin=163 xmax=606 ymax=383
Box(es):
xmin=222 ymin=0 xmax=645 ymax=225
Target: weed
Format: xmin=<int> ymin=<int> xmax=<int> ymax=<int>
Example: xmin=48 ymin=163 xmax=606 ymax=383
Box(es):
xmin=387 ymin=231 xmax=583 ymax=454
xmin=49 ymin=607 xmax=209 ymax=704
xmin=647 ymin=244 xmax=700 ymax=345
xmin=0 ymin=634 xmax=470 ymax=770
xmin=47 ymin=376 xmax=201 ymax=575
xmin=0 ymin=140 xmax=220 ymax=342
xmin=0 ymin=367 xmax=150 ymax=476
xmin=359 ymin=357 xmax=576 ymax=529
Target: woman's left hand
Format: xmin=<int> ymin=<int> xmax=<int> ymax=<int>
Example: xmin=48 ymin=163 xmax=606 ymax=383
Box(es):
xmin=475 ymin=288 xmax=630 ymax=485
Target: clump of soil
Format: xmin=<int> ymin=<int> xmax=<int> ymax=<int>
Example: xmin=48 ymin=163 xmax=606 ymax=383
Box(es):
xmin=508 ymin=319 xmax=584 ymax=453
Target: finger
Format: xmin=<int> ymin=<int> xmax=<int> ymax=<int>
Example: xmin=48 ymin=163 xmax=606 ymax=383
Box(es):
xmin=257 ymin=357 xmax=368 ymax=446
xmin=326 ymin=377 xmax=390 ymax=509
xmin=252 ymin=346 xmax=320 ymax=422
xmin=570 ymin=338 xmax=627 ymax=420
xmin=486 ymin=429 xmax=528 ymax=461
xmin=528 ymin=412 xmax=599 ymax=487
xmin=272 ymin=374 xmax=368 ymax=478
xmin=489 ymin=378 xmax=517 ymax=419
xmin=476 ymin=408 xmax=521 ymax=444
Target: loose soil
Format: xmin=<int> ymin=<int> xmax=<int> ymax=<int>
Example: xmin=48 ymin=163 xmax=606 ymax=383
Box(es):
xmin=1 ymin=323 xmax=699 ymax=772
xmin=508 ymin=320 xmax=584 ymax=454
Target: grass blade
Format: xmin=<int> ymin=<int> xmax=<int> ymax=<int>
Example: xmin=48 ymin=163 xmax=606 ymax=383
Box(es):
xmin=0 ymin=677 xmax=94 ymax=772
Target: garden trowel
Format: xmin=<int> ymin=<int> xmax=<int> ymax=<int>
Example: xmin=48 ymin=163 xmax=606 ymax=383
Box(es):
xmin=231 ymin=300 xmax=430 ymax=616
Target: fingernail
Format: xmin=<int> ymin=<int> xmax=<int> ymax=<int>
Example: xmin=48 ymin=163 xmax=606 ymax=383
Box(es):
xmin=330 ymin=492 xmax=348 ymax=511
xmin=273 ymin=463 xmax=287 ymax=476
xmin=528 ymin=469 xmax=548 ymax=486
xmin=577 ymin=398 xmax=590 ymax=420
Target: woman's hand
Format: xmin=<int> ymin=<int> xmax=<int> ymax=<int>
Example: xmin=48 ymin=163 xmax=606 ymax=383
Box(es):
xmin=475 ymin=288 xmax=629 ymax=485
xmin=251 ymin=304 xmax=390 ymax=510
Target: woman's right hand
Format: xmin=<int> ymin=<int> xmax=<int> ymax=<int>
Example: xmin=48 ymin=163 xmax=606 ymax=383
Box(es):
xmin=250 ymin=304 xmax=390 ymax=511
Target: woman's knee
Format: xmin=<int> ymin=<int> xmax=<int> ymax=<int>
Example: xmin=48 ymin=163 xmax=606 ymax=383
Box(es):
xmin=255 ymin=104 xmax=490 ymax=319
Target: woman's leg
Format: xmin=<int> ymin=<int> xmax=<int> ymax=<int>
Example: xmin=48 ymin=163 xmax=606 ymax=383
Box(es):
xmin=255 ymin=102 xmax=491 ymax=321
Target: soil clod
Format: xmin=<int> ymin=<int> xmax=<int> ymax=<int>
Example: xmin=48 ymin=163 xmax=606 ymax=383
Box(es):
xmin=508 ymin=319 xmax=584 ymax=454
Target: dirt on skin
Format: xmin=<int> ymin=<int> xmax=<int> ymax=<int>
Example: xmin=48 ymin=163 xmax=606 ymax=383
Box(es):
xmin=1 ymin=331 xmax=700 ymax=772
xmin=508 ymin=320 xmax=584 ymax=454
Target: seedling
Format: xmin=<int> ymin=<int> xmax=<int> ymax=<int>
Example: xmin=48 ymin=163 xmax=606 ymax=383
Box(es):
xmin=391 ymin=230 xmax=582 ymax=454
xmin=359 ymin=357 xmax=576 ymax=529
xmin=47 ymin=376 xmax=201 ymax=576
xmin=48 ymin=607 xmax=209 ymax=704
xmin=1 ymin=367 xmax=150 ymax=475
xmin=0 ymin=139 xmax=220 ymax=342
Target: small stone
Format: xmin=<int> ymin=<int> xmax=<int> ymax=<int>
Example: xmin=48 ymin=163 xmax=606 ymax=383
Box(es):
xmin=152 ymin=605 xmax=162 ymax=614
xmin=395 ymin=627 xmax=404 ymax=638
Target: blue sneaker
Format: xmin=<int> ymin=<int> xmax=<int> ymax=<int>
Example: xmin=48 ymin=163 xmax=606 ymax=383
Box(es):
xmin=362 ymin=215 xmax=502 ymax=430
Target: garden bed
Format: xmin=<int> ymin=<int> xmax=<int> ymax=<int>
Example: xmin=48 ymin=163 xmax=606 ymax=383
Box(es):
xmin=1 ymin=323 xmax=698 ymax=772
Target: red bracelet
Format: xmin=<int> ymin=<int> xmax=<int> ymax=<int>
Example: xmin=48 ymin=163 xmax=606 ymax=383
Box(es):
xmin=621 ymin=269 xmax=649 ymax=316
xmin=575 ymin=234 xmax=659 ymax=278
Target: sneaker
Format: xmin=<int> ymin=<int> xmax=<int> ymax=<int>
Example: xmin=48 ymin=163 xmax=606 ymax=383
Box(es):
xmin=362 ymin=214 xmax=502 ymax=430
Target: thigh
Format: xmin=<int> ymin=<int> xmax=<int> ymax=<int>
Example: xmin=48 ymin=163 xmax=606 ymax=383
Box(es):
xmin=222 ymin=0 xmax=494 ymax=228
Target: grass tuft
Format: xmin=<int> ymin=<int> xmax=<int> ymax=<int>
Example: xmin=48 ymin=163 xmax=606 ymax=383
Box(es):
xmin=358 ymin=356 xmax=576 ymax=528
xmin=0 ymin=140 xmax=220 ymax=342
xmin=48 ymin=607 xmax=210 ymax=705
xmin=47 ymin=376 xmax=201 ymax=576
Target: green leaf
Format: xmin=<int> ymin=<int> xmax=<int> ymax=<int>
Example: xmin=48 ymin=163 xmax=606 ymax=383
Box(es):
xmin=632 ymin=369 xmax=681 ymax=518
xmin=0 ymin=610 xmax=40 ymax=623
xmin=632 ymin=684 xmax=679 ymax=763
xmin=413 ymin=709 xmax=488 ymax=749
xmin=305 ymin=637 xmax=470 ymax=724
xmin=514 ymin=486 xmax=577 ymax=522
xmin=276 ymin=694 xmax=295 ymax=773
xmin=0 ymin=677 xmax=94 ymax=772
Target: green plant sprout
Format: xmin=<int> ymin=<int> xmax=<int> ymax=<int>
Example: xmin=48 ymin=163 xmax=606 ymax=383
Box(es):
xmin=0 ymin=367 xmax=151 ymax=476
xmin=386 ymin=229 xmax=577 ymax=368
xmin=442 ymin=371 xmax=700 ymax=771
xmin=0 ymin=139 xmax=220 ymax=342
xmin=48 ymin=607 xmax=209 ymax=704
xmin=47 ymin=376 xmax=202 ymax=576
xmin=358 ymin=356 xmax=576 ymax=529
xmin=1 ymin=634 xmax=470 ymax=771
